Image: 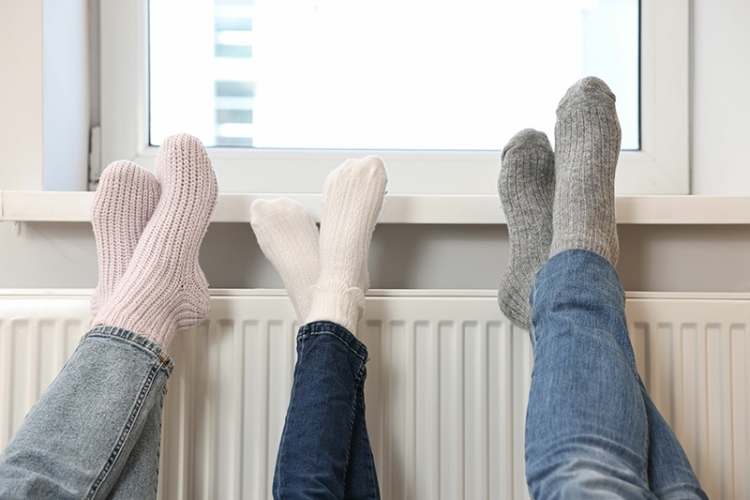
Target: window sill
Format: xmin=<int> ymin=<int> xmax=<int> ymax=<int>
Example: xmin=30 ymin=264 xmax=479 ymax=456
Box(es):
xmin=3 ymin=191 xmax=750 ymax=224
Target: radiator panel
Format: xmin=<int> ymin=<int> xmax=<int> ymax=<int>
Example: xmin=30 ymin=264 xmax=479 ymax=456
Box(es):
xmin=0 ymin=290 xmax=748 ymax=499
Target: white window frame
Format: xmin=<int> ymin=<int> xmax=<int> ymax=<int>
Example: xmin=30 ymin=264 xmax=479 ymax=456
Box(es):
xmin=100 ymin=0 xmax=689 ymax=195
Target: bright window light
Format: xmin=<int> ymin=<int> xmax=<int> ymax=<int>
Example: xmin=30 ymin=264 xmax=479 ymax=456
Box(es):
xmin=150 ymin=0 xmax=639 ymax=151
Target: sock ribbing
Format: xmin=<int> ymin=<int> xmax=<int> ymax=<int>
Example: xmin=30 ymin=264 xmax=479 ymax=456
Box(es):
xmin=91 ymin=161 xmax=160 ymax=317
xmin=93 ymin=134 xmax=218 ymax=348
xmin=306 ymin=156 xmax=388 ymax=335
xmin=550 ymin=77 xmax=621 ymax=265
xmin=250 ymin=198 xmax=321 ymax=323
xmin=497 ymin=129 xmax=555 ymax=329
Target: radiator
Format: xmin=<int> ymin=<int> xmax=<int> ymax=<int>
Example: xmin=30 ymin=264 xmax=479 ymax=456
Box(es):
xmin=0 ymin=289 xmax=748 ymax=500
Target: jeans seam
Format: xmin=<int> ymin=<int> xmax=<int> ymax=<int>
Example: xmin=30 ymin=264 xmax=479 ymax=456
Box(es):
xmin=342 ymin=368 xmax=367 ymax=489
xmin=83 ymin=359 xmax=162 ymax=500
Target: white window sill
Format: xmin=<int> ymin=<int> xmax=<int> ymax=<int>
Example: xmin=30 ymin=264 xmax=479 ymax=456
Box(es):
xmin=3 ymin=191 xmax=750 ymax=224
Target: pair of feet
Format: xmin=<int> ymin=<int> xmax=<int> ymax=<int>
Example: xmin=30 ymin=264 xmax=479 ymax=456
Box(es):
xmin=91 ymin=142 xmax=388 ymax=349
xmin=250 ymin=157 xmax=388 ymax=335
xmin=91 ymin=134 xmax=218 ymax=348
xmin=499 ymin=76 xmax=621 ymax=329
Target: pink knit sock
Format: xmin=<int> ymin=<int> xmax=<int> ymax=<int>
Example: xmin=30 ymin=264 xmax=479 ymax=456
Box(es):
xmin=91 ymin=161 xmax=160 ymax=317
xmin=93 ymin=134 xmax=219 ymax=348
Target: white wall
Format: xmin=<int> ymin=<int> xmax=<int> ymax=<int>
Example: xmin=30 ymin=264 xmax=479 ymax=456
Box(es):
xmin=691 ymin=0 xmax=750 ymax=194
xmin=0 ymin=0 xmax=44 ymax=191
xmin=0 ymin=0 xmax=89 ymax=191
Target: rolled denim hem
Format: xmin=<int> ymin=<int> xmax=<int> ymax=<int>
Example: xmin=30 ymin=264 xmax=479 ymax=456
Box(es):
xmin=298 ymin=320 xmax=369 ymax=364
xmin=86 ymin=325 xmax=174 ymax=374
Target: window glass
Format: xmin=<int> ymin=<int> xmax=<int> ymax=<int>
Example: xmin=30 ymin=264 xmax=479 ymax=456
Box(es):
xmin=150 ymin=0 xmax=639 ymax=151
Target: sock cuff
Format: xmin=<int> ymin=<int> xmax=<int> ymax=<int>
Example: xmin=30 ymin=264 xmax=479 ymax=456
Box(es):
xmin=306 ymin=280 xmax=366 ymax=335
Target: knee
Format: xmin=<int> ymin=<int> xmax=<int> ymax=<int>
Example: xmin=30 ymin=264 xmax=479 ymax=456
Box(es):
xmin=527 ymin=457 xmax=655 ymax=500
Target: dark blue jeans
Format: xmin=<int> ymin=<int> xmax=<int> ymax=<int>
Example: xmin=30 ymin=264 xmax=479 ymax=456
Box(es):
xmin=525 ymin=250 xmax=707 ymax=499
xmin=273 ymin=321 xmax=380 ymax=500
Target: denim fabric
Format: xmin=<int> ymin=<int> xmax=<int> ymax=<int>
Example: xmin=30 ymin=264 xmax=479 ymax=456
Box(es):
xmin=525 ymin=249 xmax=706 ymax=500
xmin=273 ymin=321 xmax=380 ymax=500
xmin=0 ymin=326 xmax=172 ymax=500
xmin=104 ymin=384 xmax=166 ymax=500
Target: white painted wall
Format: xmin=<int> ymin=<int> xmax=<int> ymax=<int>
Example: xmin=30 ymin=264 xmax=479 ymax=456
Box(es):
xmin=0 ymin=0 xmax=44 ymax=191
xmin=691 ymin=0 xmax=750 ymax=194
xmin=0 ymin=0 xmax=89 ymax=191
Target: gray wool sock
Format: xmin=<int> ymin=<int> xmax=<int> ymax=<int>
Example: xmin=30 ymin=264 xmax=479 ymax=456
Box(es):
xmin=550 ymin=76 xmax=621 ymax=265
xmin=498 ymin=128 xmax=555 ymax=330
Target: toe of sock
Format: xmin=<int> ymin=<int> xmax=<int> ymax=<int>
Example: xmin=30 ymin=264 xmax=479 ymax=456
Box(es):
xmin=501 ymin=129 xmax=552 ymax=162
xmin=557 ymin=76 xmax=617 ymax=114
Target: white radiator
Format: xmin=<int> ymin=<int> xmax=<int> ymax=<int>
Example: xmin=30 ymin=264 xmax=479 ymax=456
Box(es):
xmin=0 ymin=289 xmax=748 ymax=500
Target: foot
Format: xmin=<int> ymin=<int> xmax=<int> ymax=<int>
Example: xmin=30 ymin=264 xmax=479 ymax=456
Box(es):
xmin=250 ymin=198 xmax=321 ymax=323
xmin=91 ymin=161 xmax=160 ymax=316
xmin=498 ymin=129 xmax=555 ymax=329
xmin=93 ymin=134 xmax=219 ymax=348
xmin=306 ymin=156 xmax=388 ymax=335
xmin=550 ymin=76 xmax=621 ymax=265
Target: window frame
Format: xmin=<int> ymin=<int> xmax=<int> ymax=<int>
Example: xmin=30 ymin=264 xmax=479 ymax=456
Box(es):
xmin=100 ymin=0 xmax=688 ymax=195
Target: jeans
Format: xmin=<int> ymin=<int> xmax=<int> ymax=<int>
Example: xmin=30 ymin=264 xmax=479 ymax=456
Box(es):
xmin=274 ymin=321 xmax=380 ymax=500
xmin=0 ymin=320 xmax=379 ymax=500
xmin=525 ymin=249 xmax=708 ymax=500
xmin=0 ymin=326 xmax=171 ymax=500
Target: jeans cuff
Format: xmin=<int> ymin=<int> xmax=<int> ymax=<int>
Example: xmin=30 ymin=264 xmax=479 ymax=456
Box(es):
xmin=85 ymin=325 xmax=175 ymax=373
xmin=298 ymin=321 xmax=369 ymax=363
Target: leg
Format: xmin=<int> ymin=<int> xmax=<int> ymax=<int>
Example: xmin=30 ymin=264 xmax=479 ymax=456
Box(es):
xmin=642 ymin=394 xmax=707 ymax=500
xmin=526 ymin=249 xmax=654 ymax=499
xmin=104 ymin=386 xmax=166 ymax=500
xmin=497 ymin=128 xmax=555 ymax=329
xmin=0 ymin=328 xmax=171 ymax=500
xmin=0 ymin=134 xmax=217 ymax=498
xmin=522 ymin=83 xmax=651 ymax=498
xmin=549 ymin=77 xmax=706 ymax=499
xmin=273 ymin=321 xmax=379 ymax=499
xmin=342 ymin=388 xmax=380 ymax=500
xmin=252 ymin=157 xmax=386 ymax=498
xmin=499 ymin=78 xmax=706 ymax=498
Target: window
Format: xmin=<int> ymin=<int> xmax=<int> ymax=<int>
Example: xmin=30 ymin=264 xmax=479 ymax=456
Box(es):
xmin=151 ymin=0 xmax=639 ymax=151
xmin=102 ymin=0 xmax=688 ymax=195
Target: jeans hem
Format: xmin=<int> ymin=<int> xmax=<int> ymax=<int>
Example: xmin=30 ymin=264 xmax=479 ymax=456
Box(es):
xmin=85 ymin=326 xmax=174 ymax=374
xmin=298 ymin=320 xmax=369 ymax=364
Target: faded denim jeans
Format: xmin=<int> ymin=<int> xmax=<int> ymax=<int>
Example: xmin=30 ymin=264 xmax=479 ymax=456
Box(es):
xmin=525 ymin=249 xmax=708 ymax=500
xmin=0 ymin=326 xmax=171 ymax=499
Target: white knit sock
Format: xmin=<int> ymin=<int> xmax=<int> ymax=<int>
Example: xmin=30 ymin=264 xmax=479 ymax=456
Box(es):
xmin=250 ymin=198 xmax=320 ymax=323
xmin=91 ymin=161 xmax=160 ymax=317
xmin=306 ymin=156 xmax=388 ymax=334
xmin=93 ymin=134 xmax=219 ymax=348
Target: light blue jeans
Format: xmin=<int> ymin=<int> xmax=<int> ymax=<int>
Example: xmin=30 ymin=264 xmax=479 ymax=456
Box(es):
xmin=525 ymin=249 xmax=708 ymax=500
xmin=0 ymin=326 xmax=171 ymax=499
